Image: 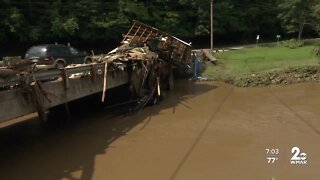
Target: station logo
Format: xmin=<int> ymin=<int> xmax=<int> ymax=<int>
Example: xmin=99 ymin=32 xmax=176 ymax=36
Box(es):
xmin=290 ymin=147 xmax=307 ymax=165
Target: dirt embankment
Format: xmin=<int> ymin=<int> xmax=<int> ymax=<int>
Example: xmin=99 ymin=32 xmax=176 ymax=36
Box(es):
xmin=221 ymin=66 xmax=320 ymax=87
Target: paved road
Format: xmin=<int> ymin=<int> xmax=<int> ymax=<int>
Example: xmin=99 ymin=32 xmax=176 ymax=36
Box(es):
xmin=0 ymin=80 xmax=319 ymax=180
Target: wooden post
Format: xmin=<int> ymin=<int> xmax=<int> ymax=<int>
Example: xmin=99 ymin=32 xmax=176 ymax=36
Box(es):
xmin=61 ymin=68 xmax=69 ymax=90
xmin=90 ymin=64 xmax=97 ymax=83
xmin=101 ymin=62 xmax=108 ymax=102
xmin=157 ymin=77 xmax=160 ymax=96
xmin=31 ymin=83 xmax=47 ymax=122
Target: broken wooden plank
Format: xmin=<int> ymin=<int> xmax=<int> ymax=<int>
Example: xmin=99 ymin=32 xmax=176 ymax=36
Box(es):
xmin=201 ymin=49 xmax=218 ymax=63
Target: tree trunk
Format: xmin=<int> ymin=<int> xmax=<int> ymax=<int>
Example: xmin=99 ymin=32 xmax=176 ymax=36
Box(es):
xmin=298 ymin=21 xmax=305 ymax=41
xmin=298 ymin=13 xmax=306 ymax=41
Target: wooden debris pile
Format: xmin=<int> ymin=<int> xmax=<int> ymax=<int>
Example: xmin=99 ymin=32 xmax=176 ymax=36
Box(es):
xmin=92 ymin=20 xmax=193 ymax=108
xmin=0 ymin=56 xmax=41 ymax=87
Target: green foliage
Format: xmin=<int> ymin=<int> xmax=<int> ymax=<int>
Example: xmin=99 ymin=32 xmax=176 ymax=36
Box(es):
xmin=63 ymin=18 xmax=79 ymax=34
xmin=313 ymin=46 xmax=320 ymax=63
xmin=231 ymin=65 xmax=320 ymax=87
xmin=203 ymin=45 xmax=318 ymax=80
xmin=312 ymin=3 xmax=320 ymax=32
xmin=278 ymin=0 xmax=319 ymax=40
xmin=0 ymin=0 xmax=318 ymax=46
xmin=203 ymin=45 xmax=320 ymax=87
xmin=215 ymin=0 xmax=280 ymax=36
xmin=281 ymin=39 xmax=304 ymax=49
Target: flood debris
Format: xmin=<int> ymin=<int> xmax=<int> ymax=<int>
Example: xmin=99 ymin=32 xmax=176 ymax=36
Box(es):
xmin=201 ymin=49 xmax=218 ymax=64
xmin=91 ymin=20 xmax=192 ymax=108
xmin=229 ymin=66 xmax=320 ymax=87
xmin=101 ymin=62 xmax=108 ymax=102
xmin=0 ymin=57 xmax=33 ymax=80
xmin=0 ymin=20 xmax=193 ymax=121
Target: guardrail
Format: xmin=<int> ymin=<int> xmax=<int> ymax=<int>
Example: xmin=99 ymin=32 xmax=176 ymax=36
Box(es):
xmin=0 ymin=62 xmax=130 ymax=122
xmin=0 ymin=63 xmax=107 ymax=88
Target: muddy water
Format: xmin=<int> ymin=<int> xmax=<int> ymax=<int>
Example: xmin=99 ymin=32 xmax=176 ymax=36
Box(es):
xmin=0 ymin=80 xmax=320 ymax=180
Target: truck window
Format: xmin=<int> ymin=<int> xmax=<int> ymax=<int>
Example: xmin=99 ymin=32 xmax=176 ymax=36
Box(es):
xmin=26 ymin=46 xmax=47 ymax=58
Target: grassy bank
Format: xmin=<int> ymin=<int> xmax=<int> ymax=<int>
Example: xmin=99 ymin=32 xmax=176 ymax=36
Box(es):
xmin=202 ymin=44 xmax=320 ymax=86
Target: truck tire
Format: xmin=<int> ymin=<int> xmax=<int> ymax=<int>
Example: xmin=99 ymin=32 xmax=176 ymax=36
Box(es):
xmin=84 ymin=57 xmax=93 ymax=64
xmin=56 ymin=61 xmax=65 ymax=69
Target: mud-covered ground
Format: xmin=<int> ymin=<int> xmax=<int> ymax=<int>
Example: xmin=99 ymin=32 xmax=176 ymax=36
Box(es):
xmin=0 ymin=80 xmax=320 ymax=180
xmin=230 ymin=66 xmax=320 ymax=87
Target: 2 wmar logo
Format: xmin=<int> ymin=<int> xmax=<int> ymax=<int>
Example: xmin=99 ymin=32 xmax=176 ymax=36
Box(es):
xmin=290 ymin=147 xmax=307 ymax=165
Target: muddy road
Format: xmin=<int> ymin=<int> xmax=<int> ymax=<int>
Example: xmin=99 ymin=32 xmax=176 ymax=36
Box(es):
xmin=0 ymin=80 xmax=320 ymax=180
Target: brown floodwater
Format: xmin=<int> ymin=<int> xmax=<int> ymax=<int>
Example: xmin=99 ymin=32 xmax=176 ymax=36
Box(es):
xmin=0 ymin=79 xmax=320 ymax=180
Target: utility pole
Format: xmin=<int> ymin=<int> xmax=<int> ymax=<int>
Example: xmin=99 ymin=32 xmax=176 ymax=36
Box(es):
xmin=211 ymin=0 xmax=214 ymax=52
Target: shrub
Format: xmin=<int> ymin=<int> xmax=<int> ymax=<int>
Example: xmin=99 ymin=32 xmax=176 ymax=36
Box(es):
xmin=281 ymin=39 xmax=304 ymax=49
xmin=304 ymin=39 xmax=320 ymax=46
xmin=314 ymin=45 xmax=320 ymax=58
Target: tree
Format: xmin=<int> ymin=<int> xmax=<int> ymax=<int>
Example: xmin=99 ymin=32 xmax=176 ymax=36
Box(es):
xmin=311 ymin=3 xmax=320 ymax=33
xmin=0 ymin=0 xmax=317 ymax=48
xmin=278 ymin=0 xmax=318 ymax=41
